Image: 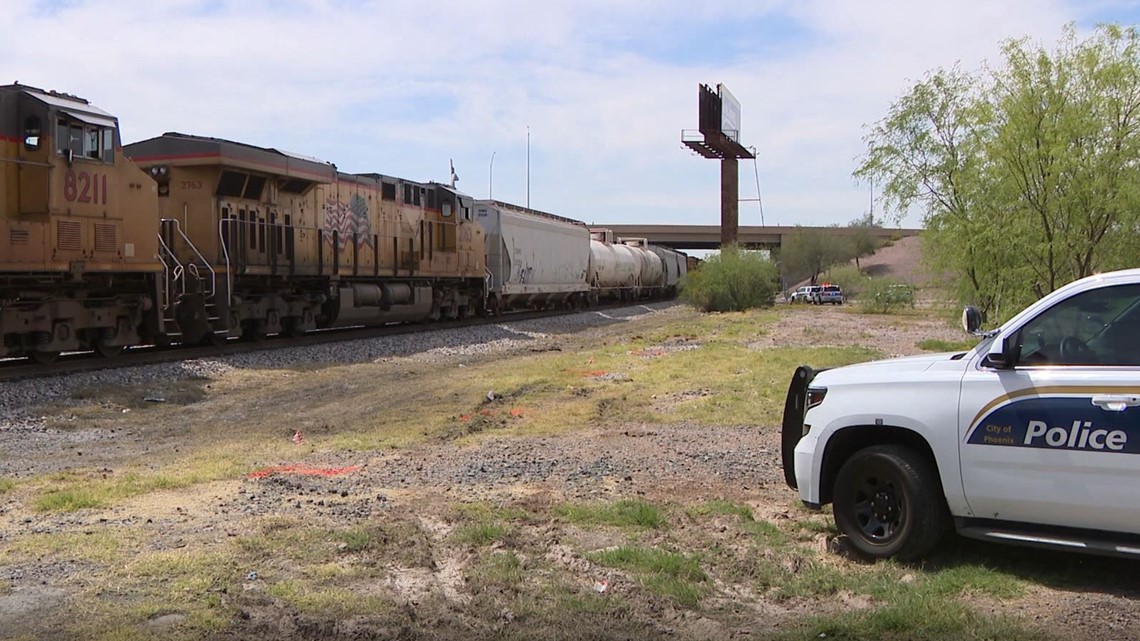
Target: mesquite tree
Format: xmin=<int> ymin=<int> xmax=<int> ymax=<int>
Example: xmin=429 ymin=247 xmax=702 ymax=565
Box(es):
xmin=856 ymin=25 xmax=1140 ymax=321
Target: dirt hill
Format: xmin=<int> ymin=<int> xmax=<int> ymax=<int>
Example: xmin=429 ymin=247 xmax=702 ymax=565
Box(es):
xmin=856 ymin=235 xmax=936 ymax=286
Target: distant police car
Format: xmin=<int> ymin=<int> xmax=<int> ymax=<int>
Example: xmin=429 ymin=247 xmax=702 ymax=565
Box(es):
xmin=781 ymin=269 xmax=1140 ymax=560
xmin=814 ymin=285 xmax=844 ymax=305
xmin=789 ymin=285 xmax=822 ymax=303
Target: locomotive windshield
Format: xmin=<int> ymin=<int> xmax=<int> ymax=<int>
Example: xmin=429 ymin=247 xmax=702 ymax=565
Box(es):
xmin=56 ymin=114 xmax=114 ymax=162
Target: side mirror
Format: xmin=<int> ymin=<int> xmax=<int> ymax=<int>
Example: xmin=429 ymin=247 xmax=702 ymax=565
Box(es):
xmin=962 ymin=305 xmax=984 ymax=334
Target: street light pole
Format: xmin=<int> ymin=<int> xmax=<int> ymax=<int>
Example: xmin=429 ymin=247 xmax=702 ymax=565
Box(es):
xmin=526 ymin=125 xmax=530 ymax=209
xmin=489 ymin=151 xmax=496 ymax=199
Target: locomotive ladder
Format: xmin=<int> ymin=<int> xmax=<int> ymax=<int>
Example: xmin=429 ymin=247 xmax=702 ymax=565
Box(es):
xmin=157 ymin=219 xmax=220 ymax=341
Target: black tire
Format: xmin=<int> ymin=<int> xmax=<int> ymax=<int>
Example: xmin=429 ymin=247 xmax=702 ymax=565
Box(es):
xmin=832 ymin=445 xmax=948 ymax=561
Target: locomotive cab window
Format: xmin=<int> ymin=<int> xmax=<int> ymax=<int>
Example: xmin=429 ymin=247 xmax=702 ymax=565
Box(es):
xmin=55 ymin=117 xmax=114 ymax=162
xmin=23 ymin=116 xmax=41 ymax=150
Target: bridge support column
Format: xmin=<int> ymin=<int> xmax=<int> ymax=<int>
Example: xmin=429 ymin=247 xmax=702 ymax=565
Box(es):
xmin=720 ymin=159 xmax=739 ymax=246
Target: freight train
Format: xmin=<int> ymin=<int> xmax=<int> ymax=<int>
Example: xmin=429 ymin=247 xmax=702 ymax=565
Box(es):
xmin=0 ymin=83 xmax=686 ymax=363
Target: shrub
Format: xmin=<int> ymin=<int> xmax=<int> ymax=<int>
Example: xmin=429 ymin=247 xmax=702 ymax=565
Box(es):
xmin=820 ymin=265 xmax=868 ymax=298
xmin=680 ymin=246 xmax=778 ymax=312
xmin=859 ymin=279 xmax=915 ymax=314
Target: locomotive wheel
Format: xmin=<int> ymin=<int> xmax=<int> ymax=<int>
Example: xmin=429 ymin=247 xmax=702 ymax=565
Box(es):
xmin=94 ymin=339 xmax=124 ymax=358
xmin=241 ymin=322 xmax=267 ymax=342
xmin=30 ymin=350 xmax=60 ymax=365
xmin=282 ymin=318 xmax=306 ymax=339
xmin=200 ymin=332 xmax=227 ymax=347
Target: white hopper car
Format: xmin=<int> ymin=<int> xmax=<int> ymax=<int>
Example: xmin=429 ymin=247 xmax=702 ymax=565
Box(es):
xmin=474 ymin=200 xmax=688 ymax=311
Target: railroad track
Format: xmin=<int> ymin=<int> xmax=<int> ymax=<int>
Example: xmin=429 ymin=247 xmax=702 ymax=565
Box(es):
xmin=0 ymin=302 xmax=655 ymax=382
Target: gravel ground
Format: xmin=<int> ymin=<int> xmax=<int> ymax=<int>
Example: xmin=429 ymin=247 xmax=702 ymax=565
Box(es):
xmin=0 ymin=303 xmax=674 ymax=476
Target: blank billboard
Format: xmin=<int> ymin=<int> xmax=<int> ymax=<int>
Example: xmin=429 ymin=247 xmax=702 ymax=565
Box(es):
xmin=718 ymin=84 xmax=741 ymax=142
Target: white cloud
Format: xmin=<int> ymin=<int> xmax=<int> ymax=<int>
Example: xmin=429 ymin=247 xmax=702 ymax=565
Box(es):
xmin=2 ymin=0 xmax=1130 ymax=230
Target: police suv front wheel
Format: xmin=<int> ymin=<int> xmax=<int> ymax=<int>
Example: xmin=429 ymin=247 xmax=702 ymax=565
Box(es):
xmin=833 ymin=445 xmax=948 ymax=561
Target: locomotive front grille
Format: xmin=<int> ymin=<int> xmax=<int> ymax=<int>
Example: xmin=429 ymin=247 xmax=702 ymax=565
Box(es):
xmin=58 ymin=220 xmax=82 ymax=252
xmin=95 ymin=223 xmax=117 ymax=253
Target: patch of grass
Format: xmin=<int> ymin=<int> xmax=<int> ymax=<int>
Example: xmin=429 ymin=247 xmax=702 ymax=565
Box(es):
xmin=375 ymin=307 xmax=886 ymax=438
xmin=556 ymin=499 xmax=665 ymax=529
xmin=119 ymin=550 xmax=240 ymax=619
xmin=237 ymin=519 xmax=434 ymax=570
xmin=33 ymin=488 xmax=105 ymax=511
xmin=642 ymin=573 xmax=707 ymax=608
xmin=454 ymin=522 xmax=512 ymax=546
xmin=748 ymin=546 xmax=1026 ymax=604
xmin=559 ymin=592 xmax=629 ymax=615
xmin=30 ymin=450 xmax=250 ymax=513
xmin=5 ymin=530 xmax=127 ymax=565
xmin=56 ymin=596 xmax=233 ymax=641
xmin=687 ymin=500 xmax=791 ymax=546
xmin=743 ymin=519 xmax=789 ymax=545
xmin=687 ymin=500 xmax=754 ymax=521
xmin=0 ymin=478 xmax=15 ymax=494
xmin=331 ymin=526 xmax=379 ymax=553
xmin=917 ymin=338 xmax=978 ymax=352
xmin=480 ymin=550 xmax=524 ymax=587
xmin=588 ymin=546 xmax=708 ymax=607
xmin=771 ymin=594 xmax=1043 ymax=640
xmin=266 ymin=580 xmax=393 ymax=617
xmin=449 ymin=501 xmax=534 ymax=523
xmin=921 ymin=564 xmax=1025 ymax=600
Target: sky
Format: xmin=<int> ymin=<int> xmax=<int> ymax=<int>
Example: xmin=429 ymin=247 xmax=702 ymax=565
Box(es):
xmin=5 ymin=0 xmax=1140 ymax=230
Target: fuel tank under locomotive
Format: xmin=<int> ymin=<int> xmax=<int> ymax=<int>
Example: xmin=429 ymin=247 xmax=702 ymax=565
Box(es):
xmin=332 ymin=281 xmax=434 ymax=325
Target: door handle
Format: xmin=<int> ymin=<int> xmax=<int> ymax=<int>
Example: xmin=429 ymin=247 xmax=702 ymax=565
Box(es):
xmin=1091 ymin=395 xmax=1140 ymax=412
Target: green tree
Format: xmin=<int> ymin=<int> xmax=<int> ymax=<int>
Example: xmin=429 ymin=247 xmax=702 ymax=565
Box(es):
xmin=847 ymin=212 xmax=881 ymax=271
xmin=780 ymin=226 xmax=849 ymax=286
xmin=856 ymin=24 xmax=1140 ymax=321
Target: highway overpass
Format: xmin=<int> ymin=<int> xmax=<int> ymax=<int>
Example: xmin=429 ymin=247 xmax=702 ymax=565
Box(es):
xmin=593 ymin=225 xmax=922 ymax=250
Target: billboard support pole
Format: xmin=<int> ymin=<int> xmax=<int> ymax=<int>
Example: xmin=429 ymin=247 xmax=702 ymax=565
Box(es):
xmin=721 ymin=159 xmax=739 ymax=246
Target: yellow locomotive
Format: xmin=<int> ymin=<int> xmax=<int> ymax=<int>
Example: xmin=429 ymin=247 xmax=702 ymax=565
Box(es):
xmin=126 ymin=133 xmax=487 ymax=344
xmin=0 ymin=83 xmax=161 ymax=362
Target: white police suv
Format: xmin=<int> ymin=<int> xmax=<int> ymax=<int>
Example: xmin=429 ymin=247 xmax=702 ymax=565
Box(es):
xmin=781 ymin=269 xmax=1140 ymax=560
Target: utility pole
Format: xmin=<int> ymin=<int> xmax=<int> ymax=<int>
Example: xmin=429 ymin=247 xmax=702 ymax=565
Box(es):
xmin=526 ymin=125 xmax=530 ymax=208
xmin=489 ymin=151 xmax=496 ymax=199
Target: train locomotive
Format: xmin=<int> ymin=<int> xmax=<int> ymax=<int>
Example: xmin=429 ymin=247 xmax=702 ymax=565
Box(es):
xmin=0 ymin=83 xmax=686 ymax=363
